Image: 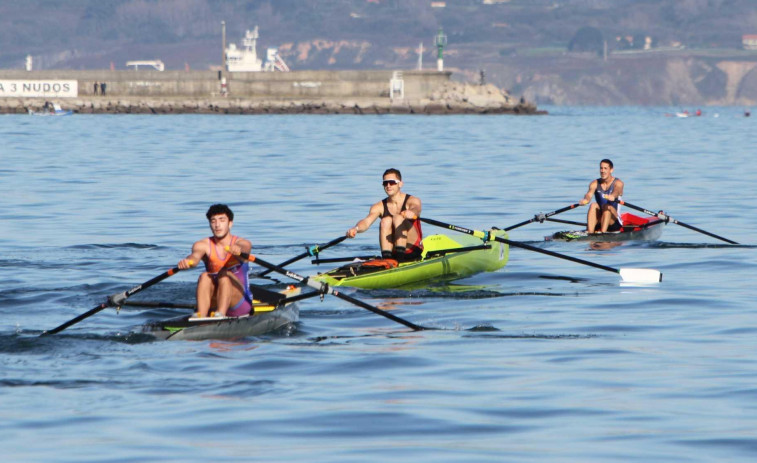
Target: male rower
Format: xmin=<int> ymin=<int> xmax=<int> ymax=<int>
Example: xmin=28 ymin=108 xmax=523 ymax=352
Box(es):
xmin=579 ymin=159 xmax=625 ymax=233
xmin=346 ymin=168 xmax=423 ymax=261
xmin=178 ymin=204 xmax=253 ymax=318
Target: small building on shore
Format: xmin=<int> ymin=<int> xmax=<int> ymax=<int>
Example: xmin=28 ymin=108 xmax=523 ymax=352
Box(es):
xmin=743 ymin=34 xmax=757 ymax=50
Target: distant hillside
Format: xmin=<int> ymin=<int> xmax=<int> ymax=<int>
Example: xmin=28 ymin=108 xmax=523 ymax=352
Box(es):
xmin=2 ymin=0 xmax=757 ymax=105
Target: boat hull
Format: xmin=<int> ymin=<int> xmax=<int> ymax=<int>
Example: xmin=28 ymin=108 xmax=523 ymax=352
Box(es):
xmin=140 ymin=286 xmax=300 ymax=341
xmin=547 ymin=213 xmax=665 ymax=242
xmin=313 ymin=231 xmax=509 ymax=289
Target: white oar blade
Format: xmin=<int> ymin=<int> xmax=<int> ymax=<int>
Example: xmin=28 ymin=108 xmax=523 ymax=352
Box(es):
xmin=619 ymin=268 xmax=662 ymax=284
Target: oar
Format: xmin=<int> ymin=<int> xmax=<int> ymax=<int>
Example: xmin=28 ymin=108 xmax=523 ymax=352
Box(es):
xmin=311 ymin=245 xmax=493 ymax=264
xmin=123 ymin=300 xmax=196 ymax=309
xmin=504 ymin=203 xmax=581 ymax=231
xmin=123 ymin=290 xmax=325 ymax=309
xmin=312 ymin=255 xmax=378 ymax=264
xmin=231 ymin=248 xmax=426 ymax=331
xmin=544 ymin=218 xmax=586 ymax=227
xmin=420 ymin=217 xmax=662 ymax=284
xmin=41 ymin=265 xmax=186 ymax=336
xmin=618 ymin=200 xmax=739 ymax=245
xmin=256 ymin=235 xmax=348 ymax=277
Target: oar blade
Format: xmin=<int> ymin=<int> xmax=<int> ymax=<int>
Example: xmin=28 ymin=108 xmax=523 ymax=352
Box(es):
xmin=619 ymin=268 xmax=662 ymax=284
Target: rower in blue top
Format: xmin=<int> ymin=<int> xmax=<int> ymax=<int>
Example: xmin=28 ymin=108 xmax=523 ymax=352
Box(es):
xmin=578 ymin=159 xmax=625 ymax=234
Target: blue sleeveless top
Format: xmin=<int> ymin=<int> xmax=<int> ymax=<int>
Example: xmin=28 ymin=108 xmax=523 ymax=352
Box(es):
xmin=594 ymin=178 xmax=622 ymax=224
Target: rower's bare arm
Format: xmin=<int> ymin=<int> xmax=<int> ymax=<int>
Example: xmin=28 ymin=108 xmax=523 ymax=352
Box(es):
xmin=347 ymin=202 xmax=382 ymax=237
xmin=403 ymin=197 xmax=422 ymax=220
xmin=579 ymin=180 xmax=597 ymax=205
xmin=179 ymin=240 xmax=207 ymax=269
xmin=610 ymin=179 xmax=624 ymax=201
xmin=228 ymin=237 xmax=252 ymax=258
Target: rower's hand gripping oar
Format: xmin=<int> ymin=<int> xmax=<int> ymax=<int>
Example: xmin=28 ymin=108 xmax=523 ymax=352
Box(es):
xmin=255 ymin=235 xmax=348 ymax=277
xmin=504 ymin=203 xmax=581 ymax=231
xmin=41 ymin=263 xmax=190 ymax=336
xmin=230 ymin=248 xmax=425 ymax=331
xmin=420 ymin=217 xmax=662 ymax=284
xmin=618 ymin=200 xmax=739 ymax=245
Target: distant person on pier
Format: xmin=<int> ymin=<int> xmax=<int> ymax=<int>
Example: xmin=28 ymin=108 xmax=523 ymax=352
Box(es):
xmin=346 ymin=168 xmax=423 ymax=261
xmin=578 ymin=159 xmax=624 ymax=234
xmin=178 ymin=204 xmax=253 ymax=318
xmin=93 ymin=82 xmax=99 ymax=95
xmin=100 ymin=82 xmax=107 ymax=95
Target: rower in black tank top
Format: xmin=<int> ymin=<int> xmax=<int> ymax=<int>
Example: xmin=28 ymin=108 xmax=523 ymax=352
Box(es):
xmin=382 ymin=194 xmax=423 ymax=258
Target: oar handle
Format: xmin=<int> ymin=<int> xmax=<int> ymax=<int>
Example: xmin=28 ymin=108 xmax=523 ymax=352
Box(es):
xmin=235 ymin=250 xmax=426 ymax=331
xmin=42 ymin=265 xmax=184 ymax=336
xmin=619 ymin=201 xmax=739 ymax=245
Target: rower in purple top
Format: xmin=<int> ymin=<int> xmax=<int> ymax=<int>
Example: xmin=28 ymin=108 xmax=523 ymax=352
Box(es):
xmin=178 ymin=204 xmax=253 ymax=318
xmin=578 ymin=159 xmax=625 ymax=233
xmin=346 ymin=168 xmax=423 ymax=261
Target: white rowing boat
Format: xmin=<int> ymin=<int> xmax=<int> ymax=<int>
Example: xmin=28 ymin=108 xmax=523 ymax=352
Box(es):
xmin=140 ymin=285 xmax=300 ymax=341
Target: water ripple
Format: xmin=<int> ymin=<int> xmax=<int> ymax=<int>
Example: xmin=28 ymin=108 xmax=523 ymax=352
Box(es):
xmin=2 ymin=110 xmax=756 ymax=462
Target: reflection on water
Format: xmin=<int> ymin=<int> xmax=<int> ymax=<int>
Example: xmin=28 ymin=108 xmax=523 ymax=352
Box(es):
xmin=588 ymin=241 xmax=624 ymax=250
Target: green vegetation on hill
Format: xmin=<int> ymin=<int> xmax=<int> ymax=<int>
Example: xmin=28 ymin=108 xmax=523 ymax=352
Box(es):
xmin=3 ymin=0 xmax=757 ymax=105
xmin=3 ymin=0 xmax=756 ymax=68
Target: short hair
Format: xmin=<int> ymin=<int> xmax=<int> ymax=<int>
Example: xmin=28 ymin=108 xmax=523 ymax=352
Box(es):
xmin=206 ymin=204 xmax=234 ymax=221
xmin=383 ymin=168 xmax=402 ymax=180
xmin=600 ymin=159 xmax=614 ymax=168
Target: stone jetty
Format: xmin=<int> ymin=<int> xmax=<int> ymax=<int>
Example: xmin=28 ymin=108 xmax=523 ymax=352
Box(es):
xmin=0 ymin=69 xmax=543 ymax=115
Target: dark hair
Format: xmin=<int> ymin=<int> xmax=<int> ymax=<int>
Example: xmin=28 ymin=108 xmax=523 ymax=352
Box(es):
xmin=600 ymin=159 xmax=614 ymax=168
xmin=206 ymin=204 xmax=234 ymax=221
xmin=383 ymin=168 xmax=402 ymax=180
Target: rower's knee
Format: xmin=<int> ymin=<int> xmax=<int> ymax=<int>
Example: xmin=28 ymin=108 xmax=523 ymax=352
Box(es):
xmin=380 ymin=216 xmax=393 ymax=232
xmin=197 ymin=272 xmax=213 ymax=287
xmin=216 ymin=270 xmax=235 ymax=286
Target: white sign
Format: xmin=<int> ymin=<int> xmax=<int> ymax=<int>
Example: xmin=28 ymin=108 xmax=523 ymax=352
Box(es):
xmin=0 ymin=80 xmax=78 ymax=98
xmin=293 ymin=81 xmax=322 ymax=88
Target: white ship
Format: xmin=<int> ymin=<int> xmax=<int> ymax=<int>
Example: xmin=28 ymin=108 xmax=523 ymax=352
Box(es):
xmin=225 ymin=26 xmax=289 ymax=72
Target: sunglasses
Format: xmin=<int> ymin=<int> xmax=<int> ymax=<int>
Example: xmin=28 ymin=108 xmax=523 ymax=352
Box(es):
xmin=382 ymin=179 xmax=399 ymax=187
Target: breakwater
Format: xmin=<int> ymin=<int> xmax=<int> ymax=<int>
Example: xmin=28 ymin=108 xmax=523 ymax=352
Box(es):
xmin=0 ymin=69 xmax=542 ymax=115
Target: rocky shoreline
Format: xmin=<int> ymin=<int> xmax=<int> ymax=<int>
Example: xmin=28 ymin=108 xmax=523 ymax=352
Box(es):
xmin=0 ymin=83 xmax=544 ymax=115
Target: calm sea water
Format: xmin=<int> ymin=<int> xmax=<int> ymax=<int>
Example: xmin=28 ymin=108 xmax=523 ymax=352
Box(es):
xmin=2 ymin=107 xmax=756 ymax=462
